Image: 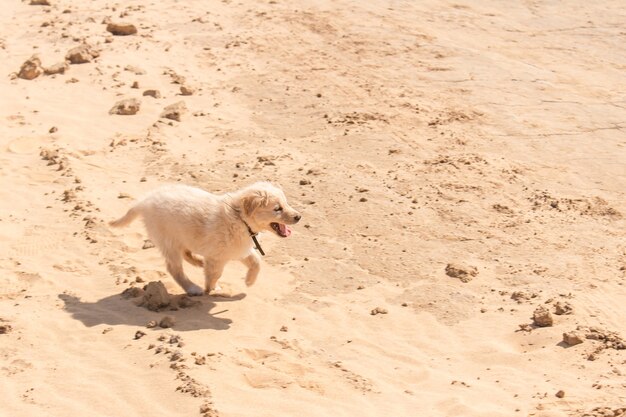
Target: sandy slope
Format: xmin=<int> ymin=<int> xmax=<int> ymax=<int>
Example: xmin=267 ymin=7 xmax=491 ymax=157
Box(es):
xmin=1 ymin=0 xmax=625 ymax=416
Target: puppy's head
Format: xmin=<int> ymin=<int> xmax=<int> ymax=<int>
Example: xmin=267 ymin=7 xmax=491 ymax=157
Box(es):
xmin=238 ymin=182 xmax=300 ymax=237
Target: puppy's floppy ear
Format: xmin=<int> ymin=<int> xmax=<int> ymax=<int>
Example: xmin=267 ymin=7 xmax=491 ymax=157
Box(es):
xmin=241 ymin=190 xmax=269 ymax=216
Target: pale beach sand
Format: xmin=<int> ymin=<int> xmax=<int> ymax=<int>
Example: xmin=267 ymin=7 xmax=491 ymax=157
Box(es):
xmin=1 ymin=1 xmax=625 ymax=416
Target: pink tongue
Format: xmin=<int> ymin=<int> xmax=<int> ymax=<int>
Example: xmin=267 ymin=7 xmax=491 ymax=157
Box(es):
xmin=278 ymin=223 xmax=292 ymax=237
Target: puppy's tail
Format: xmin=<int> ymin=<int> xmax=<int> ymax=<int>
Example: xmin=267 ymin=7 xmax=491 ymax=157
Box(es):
xmin=184 ymin=250 xmax=204 ymax=267
xmin=109 ymin=205 xmax=141 ymax=228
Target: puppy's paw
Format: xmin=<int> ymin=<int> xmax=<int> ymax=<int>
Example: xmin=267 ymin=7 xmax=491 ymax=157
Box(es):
xmin=245 ymin=276 xmax=257 ymax=287
xmin=209 ymin=285 xmax=231 ymax=298
xmin=208 ymin=284 xmax=222 ymax=293
xmin=185 ymin=283 xmax=204 ymax=296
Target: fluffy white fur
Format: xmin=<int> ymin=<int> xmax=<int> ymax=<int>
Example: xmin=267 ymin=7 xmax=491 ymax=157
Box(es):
xmin=110 ymin=182 xmax=301 ymax=295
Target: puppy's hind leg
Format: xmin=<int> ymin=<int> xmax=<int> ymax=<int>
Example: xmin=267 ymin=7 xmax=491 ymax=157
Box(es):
xmin=241 ymin=251 xmax=261 ymax=287
xmin=165 ymin=251 xmax=204 ymax=296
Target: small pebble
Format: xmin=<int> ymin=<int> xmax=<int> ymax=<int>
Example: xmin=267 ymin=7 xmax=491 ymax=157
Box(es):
xmin=562 ymin=331 xmax=584 ymax=346
xmin=143 ymin=89 xmax=161 ymax=99
xmin=169 ymin=350 xmax=183 ymax=361
xmin=370 ymin=307 xmax=388 ymax=315
xmin=106 ymin=22 xmax=138 ymax=36
xmin=180 ymin=85 xmax=195 ymax=95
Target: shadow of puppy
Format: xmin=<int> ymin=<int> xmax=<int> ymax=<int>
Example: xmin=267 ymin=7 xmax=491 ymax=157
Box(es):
xmin=58 ymin=291 xmax=246 ymax=332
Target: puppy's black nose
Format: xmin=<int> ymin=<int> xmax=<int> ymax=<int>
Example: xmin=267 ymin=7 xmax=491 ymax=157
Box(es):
xmin=294 ymin=214 xmax=301 ymax=223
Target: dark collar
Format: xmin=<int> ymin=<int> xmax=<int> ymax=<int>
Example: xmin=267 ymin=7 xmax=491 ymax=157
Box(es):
xmin=224 ymin=198 xmax=265 ymax=256
xmin=241 ymin=218 xmax=265 ymax=256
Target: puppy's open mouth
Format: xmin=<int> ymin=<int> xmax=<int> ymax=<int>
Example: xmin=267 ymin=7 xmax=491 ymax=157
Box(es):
xmin=270 ymin=222 xmax=292 ymax=238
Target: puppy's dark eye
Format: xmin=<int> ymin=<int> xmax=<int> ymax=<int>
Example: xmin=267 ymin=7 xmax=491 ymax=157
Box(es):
xmin=274 ymin=206 xmax=282 ymax=212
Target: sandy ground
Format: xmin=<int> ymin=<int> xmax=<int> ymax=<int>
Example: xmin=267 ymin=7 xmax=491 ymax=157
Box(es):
xmin=1 ymin=0 xmax=625 ymax=416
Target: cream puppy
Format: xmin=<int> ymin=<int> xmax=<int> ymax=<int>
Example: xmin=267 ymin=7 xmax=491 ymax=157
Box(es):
xmin=110 ymin=182 xmax=301 ymax=295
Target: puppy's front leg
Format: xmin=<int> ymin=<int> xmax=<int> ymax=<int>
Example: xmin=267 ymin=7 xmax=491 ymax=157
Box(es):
xmin=203 ymin=260 xmax=225 ymax=293
xmin=241 ymin=251 xmax=261 ymax=287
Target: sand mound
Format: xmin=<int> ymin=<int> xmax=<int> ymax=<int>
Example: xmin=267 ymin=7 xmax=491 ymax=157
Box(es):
xmin=125 ymin=281 xmax=202 ymax=312
xmin=17 ymin=55 xmax=42 ymax=80
xmin=109 ymin=99 xmax=141 ymax=116
xmin=445 ymin=263 xmax=478 ymax=283
xmin=137 ymin=281 xmax=171 ymax=311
